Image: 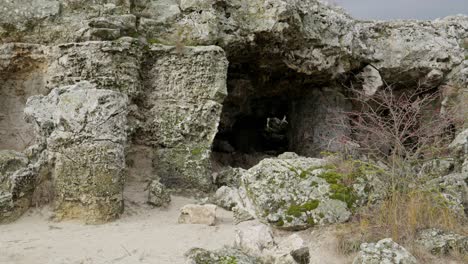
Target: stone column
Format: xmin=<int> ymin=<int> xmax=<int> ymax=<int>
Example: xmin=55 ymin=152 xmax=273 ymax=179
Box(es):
xmin=25 ymin=81 xmax=128 ymax=223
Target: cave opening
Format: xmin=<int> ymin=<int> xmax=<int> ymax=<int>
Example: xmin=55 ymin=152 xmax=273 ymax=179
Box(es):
xmin=211 ymin=61 xmax=347 ymax=169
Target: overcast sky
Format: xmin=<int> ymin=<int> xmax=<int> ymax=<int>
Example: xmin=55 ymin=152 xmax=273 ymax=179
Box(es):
xmin=329 ymin=0 xmax=468 ymax=20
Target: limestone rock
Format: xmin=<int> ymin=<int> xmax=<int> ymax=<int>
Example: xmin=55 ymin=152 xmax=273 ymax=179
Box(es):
xmin=178 ymin=204 xmax=217 ymax=225
xmin=0 ymin=150 xmax=35 ymax=223
xmin=234 ymin=221 xmax=276 ymax=258
xmin=353 ymin=238 xmax=417 ymax=264
xmin=185 ymin=247 xmax=259 ymax=264
xmin=425 ymin=173 xmax=468 ymax=216
xmin=357 ymin=65 xmax=383 ymax=96
xmin=234 ymin=220 xmax=310 ymax=263
xmin=147 ymin=179 xmax=171 ymax=207
xmin=214 ymin=186 xmax=240 ymax=210
xmin=232 ymin=205 xmax=255 ymax=224
xmin=24 ymin=81 xmax=128 ymax=224
xmin=288 ymin=88 xmax=352 ymax=156
xmin=46 ymin=40 xmax=143 ymax=97
xmin=241 ymin=154 xmax=352 ymax=229
xmin=138 ymin=45 xmax=228 ymax=190
xmin=416 ymin=228 xmax=468 ymax=256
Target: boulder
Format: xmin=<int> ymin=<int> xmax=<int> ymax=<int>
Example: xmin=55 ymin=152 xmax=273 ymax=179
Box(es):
xmin=234 ymin=220 xmax=310 ymax=263
xmin=185 ymin=247 xmax=259 ymax=264
xmin=234 ymin=221 xmax=276 ymax=258
xmin=0 ymin=150 xmax=35 ymax=223
xmin=241 ymin=154 xmax=353 ymax=229
xmin=416 ymin=228 xmax=468 ymax=256
xmin=147 ymin=179 xmax=171 ymax=207
xmin=353 ymin=238 xmax=417 ymax=264
xmin=214 ymin=186 xmax=240 ymax=210
xmin=24 ymin=81 xmax=128 ymax=224
xmin=178 ymin=204 xmax=217 ymax=225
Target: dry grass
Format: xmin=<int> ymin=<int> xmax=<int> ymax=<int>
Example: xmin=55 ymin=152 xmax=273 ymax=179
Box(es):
xmin=336 ymin=189 xmax=467 ymax=262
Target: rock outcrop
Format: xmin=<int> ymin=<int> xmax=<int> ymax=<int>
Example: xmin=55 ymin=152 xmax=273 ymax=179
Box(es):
xmin=24 ymin=81 xmax=128 ymax=223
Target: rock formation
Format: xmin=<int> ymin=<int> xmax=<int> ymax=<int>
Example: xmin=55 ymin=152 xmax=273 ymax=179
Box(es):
xmin=0 ymin=4 xmax=466 ymax=262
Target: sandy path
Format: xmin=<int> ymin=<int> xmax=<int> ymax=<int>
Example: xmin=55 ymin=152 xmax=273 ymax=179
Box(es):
xmin=0 ymin=192 xmax=235 ymax=264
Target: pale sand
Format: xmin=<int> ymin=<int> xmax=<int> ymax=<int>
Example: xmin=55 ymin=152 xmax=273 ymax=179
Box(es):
xmin=0 ymin=189 xmax=236 ymax=264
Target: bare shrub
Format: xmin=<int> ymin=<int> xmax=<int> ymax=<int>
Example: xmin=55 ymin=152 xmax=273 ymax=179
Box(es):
xmin=329 ymin=85 xmax=461 ymax=189
xmin=329 ymin=84 xmax=466 ymax=261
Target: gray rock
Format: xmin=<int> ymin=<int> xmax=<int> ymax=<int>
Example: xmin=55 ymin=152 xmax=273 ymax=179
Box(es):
xmin=357 ymin=65 xmax=383 ymax=96
xmin=139 ymin=45 xmax=228 ymax=190
xmin=178 ymin=204 xmax=217 ymax=225
xmin=353 ymin=238 xmax=417 ymax=264
xmin=185 ymin=247 xmax=259 ymax=264
xmin=425 ymin=173 xmax=468 ymax=216
xmin=214 ymin=167 xmax=246 ymax=187
xmin=241 ymin=154 xmax=352 ymax=229
xmin=416 ymin=228 xmax=468 ymax=256
xmin=24 ymin=81 xmax=128 ymax=224
xmin=0 ymin=150 xmax=35 ymax=223
xmin=214 ymin=186 xmax=240 ymax=210
xmin=147 ymin=179 xmax=171 ymax=207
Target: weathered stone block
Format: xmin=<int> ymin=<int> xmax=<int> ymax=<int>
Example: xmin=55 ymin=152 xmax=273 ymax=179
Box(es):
xmin=139 ymin=45 xmax=228 ymax=190
xmin=25 ymin=81 xmax=128 ymax=223
xmin=46 ymin=40 xmax=142 ymax=97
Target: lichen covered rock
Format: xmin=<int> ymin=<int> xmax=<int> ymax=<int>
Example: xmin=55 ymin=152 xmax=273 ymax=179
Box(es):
xmin=185 ymin=247 xmax=259 ymax=264
xmin=0 ymin=150 xmax=35 ymax=223
xmin=241 ymin=154 xmax=353 ymax=229
xmin=147 ymin=179 xmax=171 ymax=207
xmin=416 ymin=228 xmax=468 ymax=256
xmin=353 ymin=238 xmax=417 ymax=264
xmin=24 ymin=81 xmax=128 ymax=224
xmin=137 ymin=45 xmax=228 ymax=190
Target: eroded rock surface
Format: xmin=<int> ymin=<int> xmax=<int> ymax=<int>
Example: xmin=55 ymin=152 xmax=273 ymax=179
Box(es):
xmin=353 ymin=238 xmax=417 ymax=264
xmin=241 ymin=153 xmax=352 ymax=229
xmin=147 ymin=179 xmax=171 ymax=207
xmin=24 ymin=81 xmax=128 ymax=224
xmin=416 ymin=228 xmax=468 ymax=256
xmin=0 ymin=150 xmax=35 ymax=223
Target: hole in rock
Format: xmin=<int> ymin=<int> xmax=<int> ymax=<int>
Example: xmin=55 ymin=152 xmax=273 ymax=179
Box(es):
xmin=211 ymin=61 xmax=349 ymax=169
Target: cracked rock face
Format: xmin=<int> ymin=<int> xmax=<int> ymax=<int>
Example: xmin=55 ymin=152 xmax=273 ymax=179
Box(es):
xmin=240 ymin=153 xmax=352 ymax=230
xmin=24 ymin=81 xmax=128 ymax=224
xmin=416 ymin=228 xmax=468 ymax=256
xmin=0 ymin=150 xmax=36 ymax=223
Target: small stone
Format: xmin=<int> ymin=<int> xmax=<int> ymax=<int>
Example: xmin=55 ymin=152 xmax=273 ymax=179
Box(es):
xmin=178 ymin=204 xmax=217 ymax=225
xmin=147 ymin=179 xmax=171 ymax=207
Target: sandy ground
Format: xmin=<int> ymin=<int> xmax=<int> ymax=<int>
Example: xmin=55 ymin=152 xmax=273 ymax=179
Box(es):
xmin=0 ymin=182 xmax=236 ymax=264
